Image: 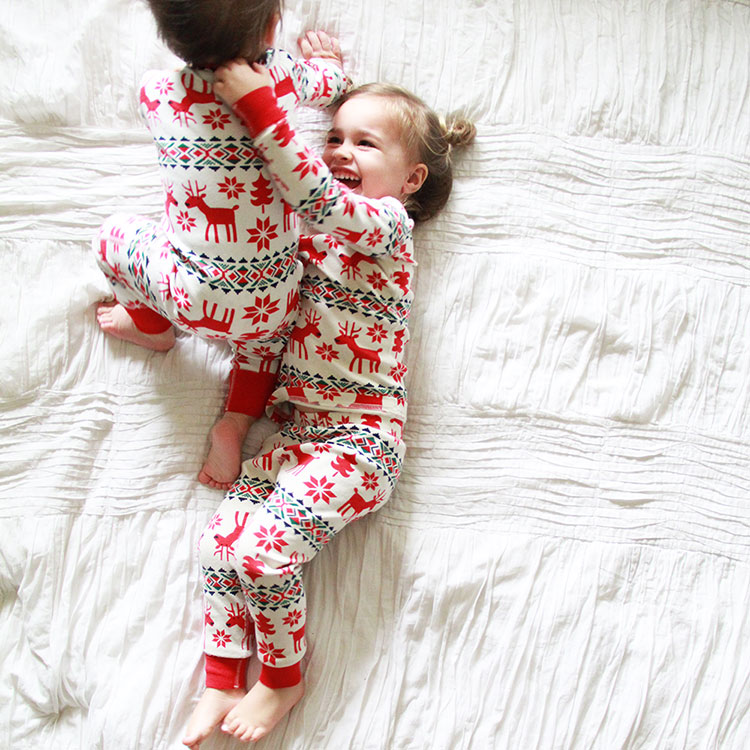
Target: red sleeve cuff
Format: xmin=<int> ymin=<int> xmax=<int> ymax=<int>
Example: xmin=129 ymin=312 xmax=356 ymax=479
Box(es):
xmin=226 ymin=366 xmax=278 ymax=417
xmin=233 ymin=87 xmax=286 ymax=136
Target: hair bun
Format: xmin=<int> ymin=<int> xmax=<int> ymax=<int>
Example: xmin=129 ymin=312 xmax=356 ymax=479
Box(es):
xmin=442 ymin=115 xmax=476 ymax=150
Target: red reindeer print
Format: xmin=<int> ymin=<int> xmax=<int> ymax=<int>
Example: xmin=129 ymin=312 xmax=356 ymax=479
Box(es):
xmin=176 ymin=300 xmax=235 ymax=334
xmin=164 ymin=184 xmax=178 ymax=228
xmin=168 ymin=71 xmax=219 ymax=125
xmin=338 ymin=487 xmax=380 ymax=520
xmin=335 ymin=322 xmax=382 ymax=374
xmin=289 ymin=310 xmax=321 ymax=358
xmin=283 ymin=443 xmax=315 ymax=474
xmin=204 ymin=603 xmax=214 ymax=628
xmin=139 ymin=87 xmax=160 ymax=120
xmin=339 ymin=250 xmax=380 ymax=280
xmin=225 ymin=603 xmax=248 ymax=630
xmin=331 ymin=452 xmax=358 ymax=477
xmin=185 ymin=182 xmax=239 ymax=242
xmin=242 ymin=556 xmax=266 ymax=582
xmin=213 ymin=511 xmax=249 ymax=560
xmin=292 ymin=624 xmax=306 ymax=653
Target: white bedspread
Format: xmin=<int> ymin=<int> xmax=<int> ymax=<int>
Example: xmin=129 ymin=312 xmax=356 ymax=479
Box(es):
xmin=2 ymin=1 xmax=750 ymax=748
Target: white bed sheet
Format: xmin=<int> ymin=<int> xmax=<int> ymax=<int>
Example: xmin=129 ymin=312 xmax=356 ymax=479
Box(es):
xmin=2 ymin=0 xmax=750 ymax=748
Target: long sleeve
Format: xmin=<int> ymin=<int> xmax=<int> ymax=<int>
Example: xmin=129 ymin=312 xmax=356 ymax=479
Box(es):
xmin=232 ymin=88 xmax=413 ymax=263
xmin=291 ymin=57 xmax=351 ymax=107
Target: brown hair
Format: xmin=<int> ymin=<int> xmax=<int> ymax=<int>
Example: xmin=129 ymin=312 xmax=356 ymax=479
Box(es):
xmin=334 ymin=83 xmax=476 ymax=223
xmin=146 ymin=0 xmax=282 ymax=68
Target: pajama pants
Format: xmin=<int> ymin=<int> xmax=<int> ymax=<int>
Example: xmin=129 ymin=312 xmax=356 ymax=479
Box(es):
xmin=199 ymin=408 xmax=405 ymax=688
xmin=94 ymin=213 xmax=300 ymax=415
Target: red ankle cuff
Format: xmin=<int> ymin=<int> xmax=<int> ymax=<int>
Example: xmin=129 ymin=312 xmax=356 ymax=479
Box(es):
xmin=258 ymin=662 xmax=302 ymax=689
xmin=126 ymin=305 xmax=172 ymax=334
xmin=205 ymin=654 xmax=249 ymax=690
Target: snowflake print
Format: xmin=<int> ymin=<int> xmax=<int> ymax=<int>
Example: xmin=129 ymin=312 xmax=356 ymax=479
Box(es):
xmin=254 ymin=524 xmax=287 ymax=553
xmin=304 ymin=475 xmax=336 ymax=504
xmin=246 ymin=216 xmax=279 ymax=251
xmin=362 ymin=473 xmax=379 ymax=491
xmin=175 ymin=210 xmax=196 ymax=232
xmin=390 ymin=362 xmax=407 ymax=383
xmin=253 ymin=344 xmax=274 ymax=361
xmin=156 ymin=77 xmax=174 ymax=96
xmin=173 ymin=285 xmax=191 ymax=310
xmin=242 ymin=294 xmax=280 ymax=325
xmin=292 ymin=148 xmax=319 ymax=180
xmin=366 ymin=272 xmax=387 ymax=291
xmin=212 ymin=629 xmax=230 ymax=648
xmin=218 ymin=176 xmax=246 ymax=200
xmin=283 ymin=609 xmax=303 ymax=628
xmin=324 ymin=235 xmax=342 ymax=252
xmin=366 ymin=228 xmax=384 ymax=247
xmin=258 ymin=640 xmax=286 ymax=665
xmin=316 ymin=386 xmax=340 ymax=402
xmin=207 ymin=513 xmax=223 ymax=530
xmin=202 ymin=108 xmax=231 ymax=130
xmin=315 ymin=343 xmax=339 ymax=362
xmin=367 ymin=323 xmax=387 ymax=343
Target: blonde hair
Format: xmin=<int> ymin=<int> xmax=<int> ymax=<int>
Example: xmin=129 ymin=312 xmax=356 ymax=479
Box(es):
xmin=334 ymin=83 xmax=476 ymax=223
xmin=146 ymin=0 xmax=282 ymax=68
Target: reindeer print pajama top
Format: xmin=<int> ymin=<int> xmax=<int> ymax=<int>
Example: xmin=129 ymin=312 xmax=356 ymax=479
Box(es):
xmin=94 ymin=49 xmax=348 ymax=415
xmin=198 ymin=86 xmax=415 ymax=689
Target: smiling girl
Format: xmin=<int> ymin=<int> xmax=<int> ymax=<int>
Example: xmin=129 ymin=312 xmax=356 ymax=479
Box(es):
xmin=182 ymin=61 xmax=475 ymax=747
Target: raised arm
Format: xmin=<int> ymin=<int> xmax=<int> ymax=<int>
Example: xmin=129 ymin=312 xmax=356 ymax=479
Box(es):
xmin=292 ymin=31 xmax=351 ymax=108
xmin=214 ymin=60 xmax=411 ymax=259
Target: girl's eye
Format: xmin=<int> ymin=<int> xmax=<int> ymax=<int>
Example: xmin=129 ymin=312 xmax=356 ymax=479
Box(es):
xmin=359 ymin=140 xmax=375 ymax=148
xmin=326 ymin=135 xmax=342 ymax=145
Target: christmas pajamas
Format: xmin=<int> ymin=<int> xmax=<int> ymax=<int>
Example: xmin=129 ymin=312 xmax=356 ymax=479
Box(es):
xmin=94 ymin=49 xmax=349 ymax=415
xmin=197 ymin=80 xmax=417 ymax=686
xmin=200 ymin=410 xmax=404 ymax=686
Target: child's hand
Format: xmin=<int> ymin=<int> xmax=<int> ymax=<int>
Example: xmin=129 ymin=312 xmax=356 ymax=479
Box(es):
xmin=214 ymin=59 xmax=274 ymax=106
xmin=299 ymin=30 xmax=343 ymax=68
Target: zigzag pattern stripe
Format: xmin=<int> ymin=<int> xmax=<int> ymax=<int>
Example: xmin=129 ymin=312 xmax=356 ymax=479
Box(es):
xmin=265 ymin=488 xmax=337 ymax=551
xmin=301 ymin=276 xmax=410 ymax=326
xmin=156 ymin=135 xmax=265 ymax=171
xmin=278 ymin=364 xmax=406 ymax=401
xmin=202 ymin=566 xmax=242 ymax=596
xmin=242 ymin=577 xmax=304 ymax=611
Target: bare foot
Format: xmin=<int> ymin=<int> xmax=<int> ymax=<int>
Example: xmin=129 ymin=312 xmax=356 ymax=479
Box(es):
xmin=198 ymin=411 xmax=254 ymax=490
xmin=221 ymin=679 xmax=305 ymax=743
xmin=96 ymin=302 xmax=175 ymax=352
xmin=182 ymin=687 xmax=245 ymax=749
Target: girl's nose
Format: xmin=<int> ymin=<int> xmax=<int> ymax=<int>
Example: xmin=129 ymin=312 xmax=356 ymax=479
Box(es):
xmin=333 ymin=142 xmax=352 ymax=162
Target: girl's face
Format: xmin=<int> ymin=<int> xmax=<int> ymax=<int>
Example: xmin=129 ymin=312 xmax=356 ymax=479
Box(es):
xmin=323 ymin=95 xmax=427 ymax=202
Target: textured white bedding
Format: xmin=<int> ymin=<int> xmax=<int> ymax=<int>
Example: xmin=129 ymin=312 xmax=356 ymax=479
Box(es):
xmin=2 ymin=1 xmax=750 ymax=748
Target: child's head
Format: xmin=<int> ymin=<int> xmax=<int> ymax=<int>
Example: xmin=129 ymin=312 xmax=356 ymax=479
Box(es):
xmin=146 ymin=0 xmax=282 ymax=69
xmin=325 ymin=84 xmax=475 ymax=222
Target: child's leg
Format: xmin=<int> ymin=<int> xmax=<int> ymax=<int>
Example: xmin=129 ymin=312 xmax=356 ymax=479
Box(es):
xmin=199 ymin=338 xmax=286 ymax=489
xmin=221 ymin=423 xmax=401 ymax=742
xmin=198 ymin=410 xmax=255 ymax=490
xmin=96 ymin=301 xmax=176 ymax=351
xmin=94 ymin=214 xmax=176 ymax=351
xmin=184 ymin=489 xmax=266 ymax=747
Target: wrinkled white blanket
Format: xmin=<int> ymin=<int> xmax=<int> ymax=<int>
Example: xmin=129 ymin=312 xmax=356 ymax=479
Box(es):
xmin=2 ymin=0 xmax=750 ymax=748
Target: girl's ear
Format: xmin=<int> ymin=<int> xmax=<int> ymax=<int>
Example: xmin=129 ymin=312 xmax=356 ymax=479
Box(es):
xmin=402 ymin=163 xmax=428 ymax=196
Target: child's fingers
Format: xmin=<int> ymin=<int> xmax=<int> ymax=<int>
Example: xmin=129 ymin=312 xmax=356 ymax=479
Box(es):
xmin=298 ymin=35 xmax=314 ymax=59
